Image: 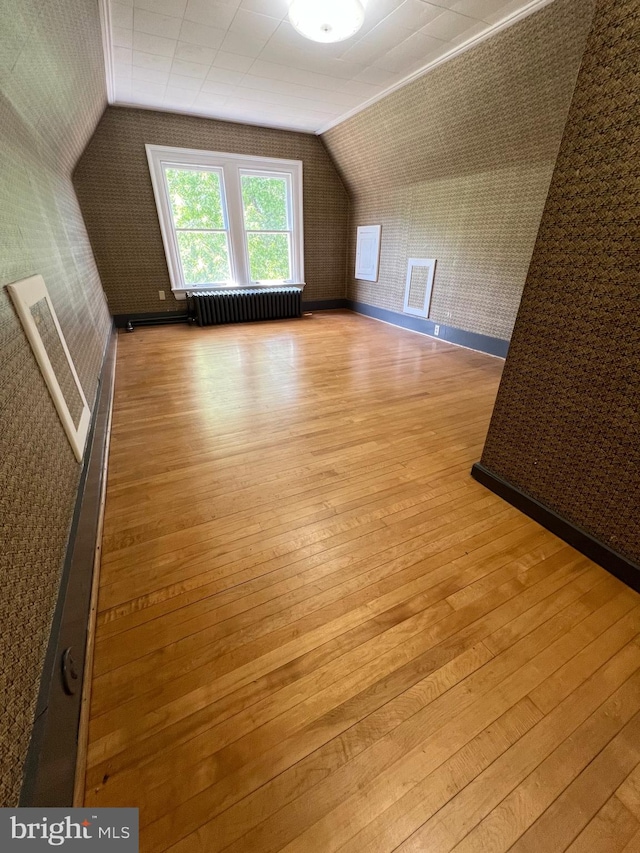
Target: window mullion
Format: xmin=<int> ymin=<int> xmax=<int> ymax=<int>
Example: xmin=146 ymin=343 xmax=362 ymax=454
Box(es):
xmin=224 ymin=164 xmax=249 ymax=286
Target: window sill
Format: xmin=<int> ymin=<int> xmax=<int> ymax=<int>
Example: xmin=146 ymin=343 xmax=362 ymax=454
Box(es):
xmin=172 ymin=283 xmax=306 ymax=300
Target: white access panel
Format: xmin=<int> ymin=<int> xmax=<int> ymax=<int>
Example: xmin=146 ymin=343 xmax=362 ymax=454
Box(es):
xmin=7 ymin=274 xmax=90 ymax=462
xmin=355 ymin=225 xmax=382 ymax=282
xmin=403 ymin=258 xmax=436 ymax=318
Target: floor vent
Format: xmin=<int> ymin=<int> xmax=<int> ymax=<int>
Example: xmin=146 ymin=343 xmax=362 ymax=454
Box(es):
xmin=191 ymin=288 xmax=302 ymax=326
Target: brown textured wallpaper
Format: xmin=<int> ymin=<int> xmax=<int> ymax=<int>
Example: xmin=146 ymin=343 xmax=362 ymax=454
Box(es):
xmin=322 ymin=0 xmax=595 ymax=342
xmin=0 ymin=0 xmax=110 ymax=805
xmin=74 ymin=107 xmax=349 ymax=314
xmin=481 ymin=0 xmax=639 ymax=565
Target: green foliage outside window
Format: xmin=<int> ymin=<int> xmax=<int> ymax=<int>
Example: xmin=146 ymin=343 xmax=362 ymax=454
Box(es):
xmin=246 ymin=233 xmax=291 ymax=281
xmin=166 ymin=168 xmax=225 ymax=229
xmin=241 ymin=175 xmax=288 ymax=231
xmin=177 ymin=232 xmax=230 ymax=285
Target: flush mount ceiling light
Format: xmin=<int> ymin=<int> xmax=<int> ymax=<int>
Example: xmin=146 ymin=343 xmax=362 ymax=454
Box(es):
xmin=288 ymin=0 xmax=365 ymax=43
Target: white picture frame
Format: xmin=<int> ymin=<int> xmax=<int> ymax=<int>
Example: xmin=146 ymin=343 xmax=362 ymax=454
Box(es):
xmin=403 ymin=258 xmax=436 ymax=318
xmin=7 ymin=274 xmax=90 ymax=462
xmin=355 ymin=225 xmax=381 ymax=282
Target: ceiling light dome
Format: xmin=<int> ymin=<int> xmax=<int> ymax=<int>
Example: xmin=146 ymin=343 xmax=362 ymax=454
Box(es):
xmin=288 ymin=0 xmax=365 ymax=43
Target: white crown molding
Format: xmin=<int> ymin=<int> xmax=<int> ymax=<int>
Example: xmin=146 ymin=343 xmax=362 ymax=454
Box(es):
xmin=99 ymin=0 xmax=116 ymax=104
xmin=315 ymin=0 xmax=556 ymax=135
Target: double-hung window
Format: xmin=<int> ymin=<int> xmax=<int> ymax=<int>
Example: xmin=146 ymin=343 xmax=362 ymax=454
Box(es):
xmin=146 ymin=145 xmax=304 ymax=298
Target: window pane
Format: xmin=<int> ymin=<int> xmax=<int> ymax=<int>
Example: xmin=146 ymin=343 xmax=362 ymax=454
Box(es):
xmin=166 ymin=168 xmax=225 ymax=229
xmin=241 ymin=175 xmax=288 ymax=231
xmin=247 ymin=233 xmax=291 ymax=281
xmin=177 ymin=231 xmax=231 ymax=284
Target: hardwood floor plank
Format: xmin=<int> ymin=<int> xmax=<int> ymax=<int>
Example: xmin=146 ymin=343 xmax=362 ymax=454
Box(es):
xmin=528 ymin=603 xmax=640 ymax=714
xmin=95 ymin=514 xmax=532 ymax=661
xmin=419 ymin=649 xmax=640 ymax=853
xmin=242 ymin=634 xmax=640 ymax=853
xmin=621 ymin=829 xmax=640 ymax=852
xmin=617 ymin=765 xmax=640 ymax=821
xmin=83 ymin=314 xmax=640 ymax=853
xmin=97 ymin=499 xmax=518 ymax=628
xmin=95 ymin=510 xmax=531 ymax=640
xmin=564 ymin=796 xmax=639 ymax=853
xmin=90 ymin=524 xmax=572 ymax=718
xmin=86 ymin=571 xmax=607 ymax=808
xmin=508 ymin=702 xmax=640 ymax=853
xmin=145 ymin=576 xmax=628 ymax=853
xmin=336 ymin=601 xmax=640 ymax=853
xmin=88 ymin=551 xmax=592 ymax=763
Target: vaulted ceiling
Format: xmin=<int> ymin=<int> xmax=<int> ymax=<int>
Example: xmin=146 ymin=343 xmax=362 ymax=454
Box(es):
xmin=104 ymin=0 xmax=553 ymax=133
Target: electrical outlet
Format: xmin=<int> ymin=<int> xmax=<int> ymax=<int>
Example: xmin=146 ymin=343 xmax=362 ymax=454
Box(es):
xmin=434 ymin=324 xmax=440 ymax=336
xmin=158 ymin=290 xmax=166 ymax=300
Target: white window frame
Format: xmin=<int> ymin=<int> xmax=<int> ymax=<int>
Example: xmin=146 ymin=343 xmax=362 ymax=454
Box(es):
xmin=146 ymin=144 xmax=305 ymax=298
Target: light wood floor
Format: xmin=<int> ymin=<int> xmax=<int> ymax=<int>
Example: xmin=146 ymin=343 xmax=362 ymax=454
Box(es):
xmin=83 ymin=311 xmax=640 ymax=853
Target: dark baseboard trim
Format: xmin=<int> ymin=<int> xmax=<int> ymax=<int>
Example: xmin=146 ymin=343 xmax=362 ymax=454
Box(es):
xmin=346 ymin=300 xmax=509 ymax=358
xmin=113 ymin=311 xmax=190 ymax=329
xmin=471 ymin=463 xmax=640 ymax=593
xmin=115 ymin=303 xmax=349 ymax=327
xmin=302 ymin=299 xmax=348 ymax=311
xmin=20 ymin=325 xmax=118 ymax=807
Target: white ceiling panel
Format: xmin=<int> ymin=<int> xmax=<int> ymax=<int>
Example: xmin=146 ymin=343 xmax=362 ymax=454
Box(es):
xmin=112 ymin=3 xmax=134 ymax=28
xmin=204 ymin=66 xmax=245 ymax=83
xmin=174 ymin=41 xmax=217 ymax=63
xmin=104 ymin=0 xmax=555 ymax=133
xmin=113 ymin=26 xmax=134 ymax=47
xmin=421 ymin=8 xmax=485 ymax=40
xmin=178 ymin=19 xmax=227 ymax=48
xmin=134 ymin=8 xmax=183 ymax=38
xmin=133 ymin=50 xmax=174 ymax=70
xmin=185 ymin=0 xmax=239 ymax=28
xmin=213 ymin=50 xmax=255 ymax=70
xmin=451 ymin=0 xmax=511 ymax=19
xmin=171 ymin=57 xmax=211 ymax=77
xmin=168 ymin=72 xmax=205 ymax=88
xmin=132 ymin=65 xmax=170 ymax=84
xmin=135 ymin=0 xmax=188 ymax=16
xmin=219 ymin=30 xmax=270 ymax=57
xmin=165 ymin=87 xmax=198 ymax=106
xmin=239 ymin=0 xmax=289 ymax=17
xmin=229 ymin=9 xmax=282 ymax=39
xmin=200 ymin=79 xmax=238 ymax=95
xmin=113 ymin=45 xmax=133 ymax=63
xmin=132 ymin=29 xmax=177 ymax=55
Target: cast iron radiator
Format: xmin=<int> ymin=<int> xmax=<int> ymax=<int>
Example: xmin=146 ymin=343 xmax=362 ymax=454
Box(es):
xmin=191 ymin=287 xmax=303 ymax=326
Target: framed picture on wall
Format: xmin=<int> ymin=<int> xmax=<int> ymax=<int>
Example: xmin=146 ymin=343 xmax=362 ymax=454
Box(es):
xmin=7 ymin=274 xmax=90 ymax=462
xmin=355 ymin=225 xmax=381 ymax=282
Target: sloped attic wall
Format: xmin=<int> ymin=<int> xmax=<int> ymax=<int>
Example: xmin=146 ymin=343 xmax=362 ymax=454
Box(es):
xmin=0 ymin=0 xmax=110 ymax=805
xmin=322 ymin=0 xmax=596 ymax=346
